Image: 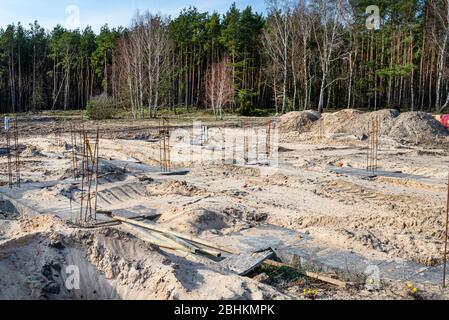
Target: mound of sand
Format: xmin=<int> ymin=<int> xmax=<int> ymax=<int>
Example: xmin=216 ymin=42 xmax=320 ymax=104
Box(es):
xmin=305 ymin=109 xmax=447 ymax=144
xmin=389 ymin=112 xmax=449 ymax=144
xmin=23 ymin=184 xmax=77 ymax=202
xmin=279 ymin=111 xmax=320 ymax=133
xmin=316 ymin=109 xmax=399 ymax=137
xmin=158 ymin=203 xmax=267 ymax=236
xmin=20 ymin=146 xmax=45 ymax=158
xmin=159 ymin=207 xmax=230 ymax=235
xmin=220 ymin=165 xmax=261 ymax=178
xmin=0 ymin=215 xmax=288 ymax=300
xmin=145 ymin=181 xmax=207 ymax=197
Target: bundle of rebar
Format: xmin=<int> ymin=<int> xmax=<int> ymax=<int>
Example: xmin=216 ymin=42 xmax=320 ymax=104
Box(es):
xmin=318 ymin=118 xmax=325 ymax=141
xmin=266 ymin=120 xmax=273 ymax=160
xmin=4 ymin=117 xmax=21 ymax=188
xmin=159 ymin=118 xmax=171 ymax=172
xmin=70 ymin=123 xmax=79 ymax=179
xmin=79 ymin=126 xmax=100 ymax=223
xmin=232 ymin=137 xmax=237 ymax=164
xmin=255 ymin=128 xmax=259 ymax=163
xmin=6 ymin=127 xmax=13 ymax=188
xmin=243 ymin=134 xmax=249 ymax=164
xmin=443 ymin=170 xmax=449 ymax=288
xmin=366 ymin=115 xmax=380 ymax=173
xmin=13 ymin=117 xmax=21 ymax=187
xmin=221 ymin=126 xmax=226 ymax=164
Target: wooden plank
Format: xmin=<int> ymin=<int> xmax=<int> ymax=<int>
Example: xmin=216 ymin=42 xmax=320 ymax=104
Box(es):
xmin=220 ymin=250 xmax=273 ymax=275
xmin=121 ymin=223 xmax=192 ymax=253
xmin=85 ymin=214 xmax=161 ymax=229
xmin=112 ymin=216 xmax=221 ymax=257
xmin=112 ymin=215 xmax=229 ymax=254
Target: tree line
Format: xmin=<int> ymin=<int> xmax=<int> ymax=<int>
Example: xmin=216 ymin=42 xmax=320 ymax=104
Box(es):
xmin=1 ymin=0 xmax=449 ymax=117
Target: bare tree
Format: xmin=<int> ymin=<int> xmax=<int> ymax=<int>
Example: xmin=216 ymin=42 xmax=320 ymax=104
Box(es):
xmin=310 ymin=0 xmax=348 ymax=113
xmin=141 ymin=13 xmax=172 ymax=118
xmin=204 ymin=56 xmax=234 ymax=119
xmin=429 ymin=0 xmax=449 ymax=111
xmin=291 ymin=0 xmax=312 ymax=110
xmin=115 ymin=12 xmax=172 ymax=119
xmin=263 ymin=0 xmax=292 ymax=114
xmin=116 ymin=37 xmax=138 ymax=119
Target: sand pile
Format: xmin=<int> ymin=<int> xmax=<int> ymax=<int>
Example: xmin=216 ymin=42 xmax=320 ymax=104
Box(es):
xmin=0 ymin=215 xmax=288 ymax=300
xmin=304 ymin=109 xmax=447 ymax=144
xmin=314 ymin=109 xmax=399 ymax=137
xmin=159 ymin=204 xmax=265 ymax=236
xmin=318 ymin=109 xmax=364 ymax=136
xmin=20 ymin=146 xmax=45 ymax=158
xmin=278 ymin=111 xmax=320 ymax=133
xmin=145 ymin=180 xmax=208 ymax=197
xmin=217 ymin=165 xmax=261 ymax=178
xmin=159 ymin=207 xmax=230 ymax=235
xmin=389 ymin=112 xmax=449 ymax=144
xmin=23 ymin=184 xmax=77 ymax=203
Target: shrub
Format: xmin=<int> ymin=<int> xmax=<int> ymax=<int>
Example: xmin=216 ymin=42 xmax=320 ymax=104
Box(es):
xmin=86 ymin=94 xmax=116 ymax=120
xmin=237 ymin=89 xmax=257 ymax=116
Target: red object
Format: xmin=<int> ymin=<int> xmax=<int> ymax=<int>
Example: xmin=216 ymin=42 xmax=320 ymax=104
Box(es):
xmin=441 ymin=115 xmax=449 ymax=129
xmin=242 ymin=183 xmax=248 ymax=189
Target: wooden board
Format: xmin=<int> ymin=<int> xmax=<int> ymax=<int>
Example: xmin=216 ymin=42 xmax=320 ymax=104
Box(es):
xmin=220 ymin=250 xmax=273 ymax=275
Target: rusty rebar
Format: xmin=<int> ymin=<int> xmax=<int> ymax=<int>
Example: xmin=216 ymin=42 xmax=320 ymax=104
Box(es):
xmin=159 ymin=118 xmax=171 ymax=172
xmin=13 ymin=117 xmax=21 ymax=187
xmin=443 ymin=169 xmax=449 ymax=288
xmin=221 ymin=126 xmax=226 ymax=165
xmin=266 ymin=120 xmax=272 ymax=160
xmin=6 ymin=128 xmax=12 ymax=188
xmin=232 ymin=137 xmax=236 ymax=165
xmin=79 ymin=125 xmax=86 ymax=223
xmin=94 ymin=128 xmax=100 ymax=221
xmin=367 ymin=115 xmax=380 ymax=173
xmin=244 ymin=129 xmax=249 ymax=165
xmin=71 ymin=123 xmax=79 ymax=180
xmin=256 ymin=128 xmax=259 ymax=163
xmin=85 ymin=131 xmax=94 ymax=222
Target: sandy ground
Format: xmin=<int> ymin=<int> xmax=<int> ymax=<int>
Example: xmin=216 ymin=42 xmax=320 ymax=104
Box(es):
xmin=1 ymin=113 xmax=449 ymax=300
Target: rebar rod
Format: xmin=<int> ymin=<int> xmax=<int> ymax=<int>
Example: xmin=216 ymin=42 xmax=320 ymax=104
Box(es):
xmin=94 ymin=128 xmax=100 ymax=221
xmin=79 ymin=127 xmax=86 ymax=223
xmin=13 ymin=117 xmax=20 ymax=187
xmin=443 ymin=169 xmax=449 ymax=288
xmin=6 ymin=129 xmax=12 ymax=188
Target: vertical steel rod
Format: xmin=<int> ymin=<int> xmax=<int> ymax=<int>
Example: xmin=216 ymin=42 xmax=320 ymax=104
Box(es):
xmin=443 ymin=169 xmax=449 ymax=288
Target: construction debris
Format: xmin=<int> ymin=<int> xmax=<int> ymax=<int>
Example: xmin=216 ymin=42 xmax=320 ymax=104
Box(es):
xmin=110 ymin=214 xmax=222 ymax=257
xmin=220 ymin=250 xmax=274 ymax=275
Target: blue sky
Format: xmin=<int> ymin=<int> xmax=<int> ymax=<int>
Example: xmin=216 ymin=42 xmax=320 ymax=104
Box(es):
xmin=0 ymin=0 xmax=266 ymax=33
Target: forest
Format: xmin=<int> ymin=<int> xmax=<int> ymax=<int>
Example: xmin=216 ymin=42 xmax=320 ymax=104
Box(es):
xmin=1 ymin=0 xmax=449 ymax=117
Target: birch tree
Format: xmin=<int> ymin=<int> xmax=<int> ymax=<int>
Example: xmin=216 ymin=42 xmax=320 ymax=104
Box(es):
xmin=311 ymin=0 xmax=348 ymax=113
xmin=263 ymin=0 xmax=292 ymax=114
xmin=204 ymin=56 xmax=234 ymax=119
xmin=141 ymin=13 xmax=172 ymax=118
xmin=429 ymin=0 xmax=449 ymax=111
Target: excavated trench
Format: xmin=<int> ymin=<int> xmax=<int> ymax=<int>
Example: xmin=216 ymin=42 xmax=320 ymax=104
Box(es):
xmin=0 ymin=230 xmax=145 ymax=300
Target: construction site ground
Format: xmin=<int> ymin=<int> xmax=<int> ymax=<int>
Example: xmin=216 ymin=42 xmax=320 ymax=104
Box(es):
xmin=1 ymin=112 xmax=449 ymax=300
